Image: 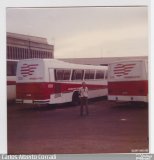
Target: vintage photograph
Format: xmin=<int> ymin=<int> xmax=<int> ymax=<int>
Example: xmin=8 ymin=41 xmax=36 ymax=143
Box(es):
xmin=7 ymin=6 xmax=148 ymax=154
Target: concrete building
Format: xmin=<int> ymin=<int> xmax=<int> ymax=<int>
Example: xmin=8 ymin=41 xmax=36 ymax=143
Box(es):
xmin=7 ymin=32 xmax=54 ymax=60
xmin=6 ymin=32 xmax=147 ymax=66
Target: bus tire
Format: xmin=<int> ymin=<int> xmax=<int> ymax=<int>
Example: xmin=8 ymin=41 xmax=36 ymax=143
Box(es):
xmin=72 ymin=92 xmax=80 ymax=106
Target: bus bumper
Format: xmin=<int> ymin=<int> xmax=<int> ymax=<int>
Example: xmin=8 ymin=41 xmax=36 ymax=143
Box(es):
xmin=16 ymin=99 xmax=50 ymax=104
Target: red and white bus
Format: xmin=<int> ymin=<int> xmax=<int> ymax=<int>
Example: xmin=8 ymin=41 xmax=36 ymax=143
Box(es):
xmin=108 ymin=59 xmax=148 ymax=102
xmin=7 ymin=59 xmax=18 ymax=101
xmin=16 ymin=59 xmax=108 ymax=105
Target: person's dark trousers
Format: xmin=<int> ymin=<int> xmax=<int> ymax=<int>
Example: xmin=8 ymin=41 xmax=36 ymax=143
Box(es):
xmin=80 ymin=97 xmax=89 ymax=116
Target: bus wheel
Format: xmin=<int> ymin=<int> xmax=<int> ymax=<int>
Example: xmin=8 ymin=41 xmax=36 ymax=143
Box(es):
xmin=72 ymin=92 xmax=80 ymax=106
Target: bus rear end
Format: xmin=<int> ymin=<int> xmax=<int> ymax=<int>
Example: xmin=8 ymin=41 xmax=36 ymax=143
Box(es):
xmin=16 ymin=59 xmax=53 ymax=104
xmin=108 ymin=60 xmax=148 ymax=102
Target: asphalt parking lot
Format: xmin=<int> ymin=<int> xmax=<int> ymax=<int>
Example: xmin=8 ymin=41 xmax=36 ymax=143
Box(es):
xmin=8 ymin=99 xmax=148 ymax=154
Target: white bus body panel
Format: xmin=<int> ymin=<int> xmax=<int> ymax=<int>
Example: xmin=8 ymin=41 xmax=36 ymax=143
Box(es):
xmin=16 ymin=59 xmax=45 ymax=83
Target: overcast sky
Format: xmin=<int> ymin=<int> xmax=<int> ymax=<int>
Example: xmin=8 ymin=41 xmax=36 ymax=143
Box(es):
xmin=6 ymin=7 xmax=148 ymax=58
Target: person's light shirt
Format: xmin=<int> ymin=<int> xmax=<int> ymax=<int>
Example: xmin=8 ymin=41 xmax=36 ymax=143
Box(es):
xmin=79 ymin=87 xmax=88 ymax=98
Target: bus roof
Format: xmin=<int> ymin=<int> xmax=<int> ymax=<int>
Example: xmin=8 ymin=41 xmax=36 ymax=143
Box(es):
xmin=18 ymin=58 xmax=108 ymax=70
xmin=108 ymin=59 xmax=147 ymax=65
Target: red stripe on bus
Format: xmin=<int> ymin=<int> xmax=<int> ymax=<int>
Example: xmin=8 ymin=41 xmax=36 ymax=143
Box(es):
xmin=21 ymin=69 xmax=35 ymax=72
xmin=115 ymin=64 xmax=135 ymax=67
xmin=108 ymin=80 xmax=148 ymax=96
xmin=114 ymin=71 xmax=124 ymax=74
xmin=114 ymin=67 xmax=134 ymax=72
xmin=16 ymin=82 xmax=107 ymax=100
xmin=16 ymin=82 xmax=54 ymax=100
xmin=7 ymin=81 xmax=16 ymax=85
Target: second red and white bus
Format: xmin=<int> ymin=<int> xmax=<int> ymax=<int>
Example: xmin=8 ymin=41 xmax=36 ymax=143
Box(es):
xmin=16 ymin=59 xmax=108 ymax=105
xmin=108 ymin=59 xmax=148 ymax=103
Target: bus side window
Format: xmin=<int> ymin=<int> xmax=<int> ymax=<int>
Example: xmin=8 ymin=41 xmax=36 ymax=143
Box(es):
xmin=85 ymin=70 xmax=95 ymax=80
xmin=55 ymin=69 xmax=71 ymax=81
xmin=63 ymin=70 xmax=71 ymax=80
xmin=96 ymin=70 xmax=104 ymax=79
xmin=89 ymin=70 xmax=95 ymax=79
xmin=105 ymin=71 xmax=108 ymax=79
xmin=84 ymin=70 xmax=90 ymax=79
xmin=72 ymin=69 xmax=84 ymax=80
xmin=55 ymin=69 xmax=64 ymax=80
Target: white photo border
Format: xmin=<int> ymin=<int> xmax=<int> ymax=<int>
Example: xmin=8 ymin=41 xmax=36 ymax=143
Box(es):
xmin=0 ymin=0 xmax=151 ymax=154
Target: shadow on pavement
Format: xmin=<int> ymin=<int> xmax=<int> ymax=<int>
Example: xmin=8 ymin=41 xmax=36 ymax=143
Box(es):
xmin=110 ymin=102 xmax=148 ymax=110
xmin=15 ymin=96 xmax=108 ymax=112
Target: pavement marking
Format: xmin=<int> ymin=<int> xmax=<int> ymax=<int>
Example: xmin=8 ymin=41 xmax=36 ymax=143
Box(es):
xmin=120 ymin=118 xmax=127 ymax=121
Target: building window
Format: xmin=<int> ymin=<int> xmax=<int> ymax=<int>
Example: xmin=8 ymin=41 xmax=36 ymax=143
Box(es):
xmin=20 ymin=48 xmax=22 ymax=59
xmin=31 ymin=50 xmax=33 ymax=58
xmin=7 ymin=46 xmax=9 ymax=59
xmin=23 ymin=48 xmax=25 ymax=59
xmin=36 ymin=50 xmax=38 ymax=58
xmin=25 ymin=50 xmax=27 ymax=58
xmin=17 ymin=48 xmax=20 ymax=59
xmin=22 ymin=48 xmax=24 ymax=59
xmin=44 ymin=51 xmax=46 ymax=58
xmin=18 ymin=48 xmax=21 ymax=59
xmin=21 ymin=48 xmax=23 ymax=59
xmin=42 ymin=51 xmax=44 ymax=58
xmin=41 ymin=51 xmax=43 ymax=58
xmin=15 ymin=47 xmax=17 ymax=59
xmin=18 ymin=48 xmax=20 ymax=59
xmin=16 ymin=47 xmax=19 ymax=59
xmin=35 ymin=51 xmax=37 ymax=58
xmin=26 ymin=49 xmax=29 ymax=58
xmin=13 ymin=47 xmax=16 ymax=59
xmin=34 ymin=50 xmax=36 ymax=58
xmin=49 ymin=52 xmax=52 ymax=58
xmin=39 ymin=51 xmax=41 ymax=58
xmin=46 ymin=52 xmax=49 ymax=58
xmin=46 ymin=52 xmax=48 ymax=58
xmin=25 ymin=49 xmax=27 ymax=58
xmin=33 ymin=50 xmax=35 ymax=58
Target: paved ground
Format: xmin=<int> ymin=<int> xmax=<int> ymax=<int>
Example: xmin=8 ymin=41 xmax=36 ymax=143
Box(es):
xmin=8 ymin=99 xmax=148 ymax=154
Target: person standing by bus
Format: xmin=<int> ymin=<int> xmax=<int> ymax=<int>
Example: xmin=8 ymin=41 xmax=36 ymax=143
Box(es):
xmin=79 ymin=81 xmax=89 ymax=116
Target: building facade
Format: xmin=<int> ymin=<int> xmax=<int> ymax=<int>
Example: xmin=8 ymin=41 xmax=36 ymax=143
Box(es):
xmin=7 ymin=32 xmax=54 ymax=60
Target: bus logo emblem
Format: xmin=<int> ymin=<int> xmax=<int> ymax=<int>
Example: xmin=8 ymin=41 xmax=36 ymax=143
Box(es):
xmin=114 ymin=63 xmax=136 ymax=77
xmin=20 ymin=64 xmax=38 ymax=77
